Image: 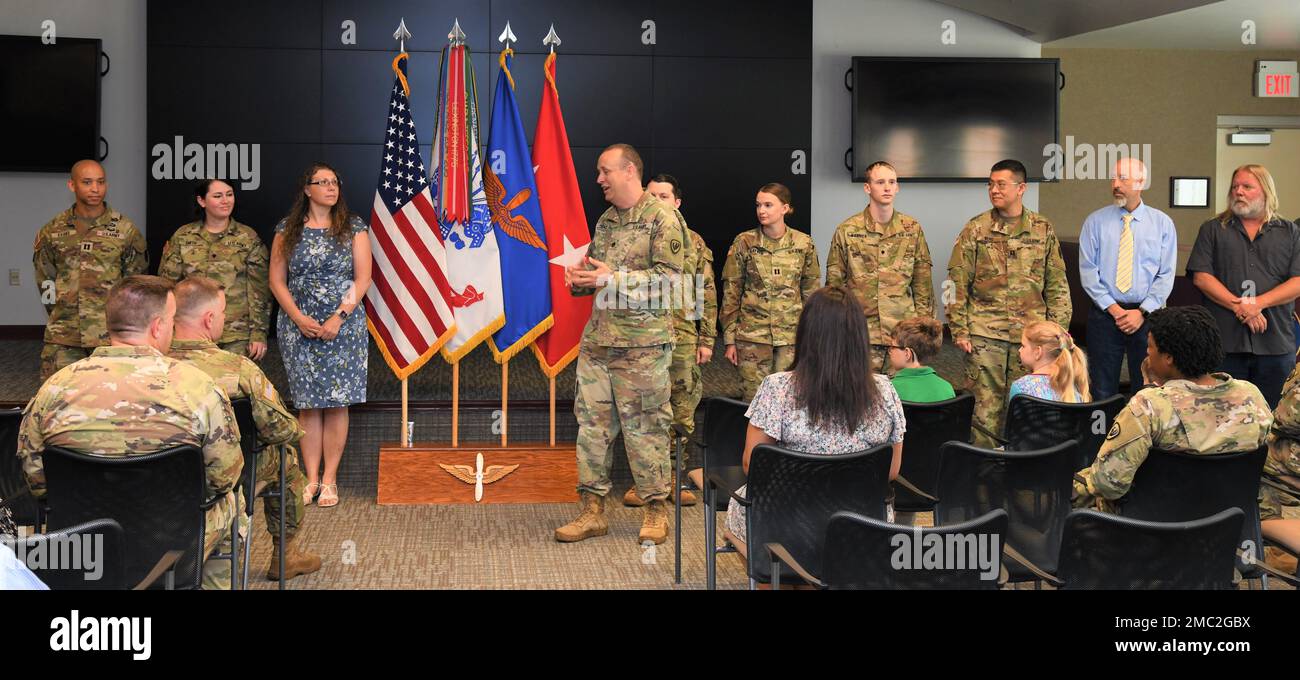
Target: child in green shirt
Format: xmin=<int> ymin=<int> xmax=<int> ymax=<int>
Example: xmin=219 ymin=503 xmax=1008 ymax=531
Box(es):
xmin=889 ymin=316 xmax=956 ymax=403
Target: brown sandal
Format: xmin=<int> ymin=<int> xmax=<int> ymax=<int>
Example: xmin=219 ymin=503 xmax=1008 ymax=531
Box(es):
xmin=318 ymin=483 xmax=339 ymax=508
xmin=303 ymin=481 xmax=322 ymax=506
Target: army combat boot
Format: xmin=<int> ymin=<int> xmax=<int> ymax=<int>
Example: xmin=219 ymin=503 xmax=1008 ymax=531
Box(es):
xmin=638 ymin=498 xmax=670 ymax=545
xmin=555 ymin=491 xmax=609 ymax=542
xmin=266 ymin=536 xmax=323 ymax=581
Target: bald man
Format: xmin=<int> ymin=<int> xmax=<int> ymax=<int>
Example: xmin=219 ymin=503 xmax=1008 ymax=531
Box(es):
xmin=34 ymin=160 xmax=148 ymax=380
xmin=1078 ymin=157 xmax=1177 ymax=398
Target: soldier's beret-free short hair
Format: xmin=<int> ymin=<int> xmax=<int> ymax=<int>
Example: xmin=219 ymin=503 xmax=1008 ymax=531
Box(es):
xmin=990 ymin=159 xmax=1027 ymax=184
xmin=107 ymin=275 xmax=174 ymax=336
xmin=174 ymin=275 xmax=226 ymax=320
xmin=1147 ymin=305 xmax=1224 ymax=379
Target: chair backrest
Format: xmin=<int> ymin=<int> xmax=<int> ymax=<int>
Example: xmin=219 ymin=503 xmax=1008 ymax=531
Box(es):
xmin=935 ymin=439 xmax=1077 ymax=579
xmin=1057 ymin=508 xmax=1243 ymax=589
xmin=2 ymin=518 xmax=126 ymax=589
xmin=0 ymin=407 xmax=42 ymax=527
xmin=701 ymin=396 xmax=749 ymax=470
xmin=897 ymin=392 xmax=975 ymax=511
xmin=42 ymin=444 xmax=208 ymax=589
xmin=1116 ymin=445 xmax=1267 ymax=574
xmin=820 ymin=509 xmax=1007 ymax=590
xmin=701 ymin=397 xmax=750 ymax=511
xmin=1004 ymin=393 xmax=1127 ymax=470
xmin=230 ymin=398 xmax=258 ymax=508
xmin=745 ymin=443 xmax=893 ymax=584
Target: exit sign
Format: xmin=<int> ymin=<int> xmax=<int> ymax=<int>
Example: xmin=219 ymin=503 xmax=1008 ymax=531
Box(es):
xmin=1256 ymin=60 xmax=1298 ymax=98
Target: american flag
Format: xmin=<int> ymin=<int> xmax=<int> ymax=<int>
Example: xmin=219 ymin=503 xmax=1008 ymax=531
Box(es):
xmin=363 ymin=55 xmax=456 ymax=379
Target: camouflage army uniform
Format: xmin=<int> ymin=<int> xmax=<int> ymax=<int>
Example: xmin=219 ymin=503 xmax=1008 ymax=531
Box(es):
xmin=33 ymin=204 xmax=149 ymax=380
xmin=168 ymin=338 xmax=306 ymax=540
xmin=571 ymin=191 xmax=687 ymax=501
xmin=720 ymin=227 xmax=820 ymax=401
xmin=668 ymin=222 xmax=717 ymax=463
xmin=946 ymin=209 xmax=1071 ymax=447
xmin=1262 ymin=364 xmax=1300 ymax=520
xmin=17 ymin=345 xmax=243 ymax=589
xmin=159 ymin=221 xmax=271 ymax=356
xmin=1074 ymin=374 xmax=1272 ymax=513
xmin=825 ymin=209 xmax=934 ymax=371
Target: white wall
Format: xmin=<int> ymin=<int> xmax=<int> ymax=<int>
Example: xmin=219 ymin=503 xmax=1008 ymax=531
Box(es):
xmin=0 ymin=0 xmax=148 ymax=325
xmin=811 ymin=0 xmax=1041 ymax=320
xmin=1215 ymin=127 xmax=1300 ymax=215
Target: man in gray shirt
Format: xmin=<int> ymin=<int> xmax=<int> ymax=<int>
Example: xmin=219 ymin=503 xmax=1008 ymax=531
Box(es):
xmin=1186 ymin=164 xmax=1300 ymax=407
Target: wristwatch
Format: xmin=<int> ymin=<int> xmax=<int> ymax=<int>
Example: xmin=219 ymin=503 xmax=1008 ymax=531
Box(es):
xmin=336 ymin=308 xmax=350 ymax=320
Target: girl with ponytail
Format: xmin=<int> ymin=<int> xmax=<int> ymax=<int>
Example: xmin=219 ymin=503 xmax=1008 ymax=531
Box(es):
xmin=1010 ymin=320 xmax=1092 ymax=403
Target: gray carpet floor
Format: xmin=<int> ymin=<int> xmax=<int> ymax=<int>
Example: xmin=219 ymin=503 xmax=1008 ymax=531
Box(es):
xmin=242 ymin=492 xmax=751 ymax=590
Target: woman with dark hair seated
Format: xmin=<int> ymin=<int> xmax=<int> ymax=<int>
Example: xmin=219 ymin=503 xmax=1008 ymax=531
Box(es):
xmin=725 ymin=286 xmax=906 ymax=547
xmin=1073 ymin=305 xmax=1271 ymax=512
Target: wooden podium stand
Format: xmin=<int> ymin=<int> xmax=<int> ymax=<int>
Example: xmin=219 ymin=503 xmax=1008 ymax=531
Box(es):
xmin=377 ymin=442 xmax=578 ymax=505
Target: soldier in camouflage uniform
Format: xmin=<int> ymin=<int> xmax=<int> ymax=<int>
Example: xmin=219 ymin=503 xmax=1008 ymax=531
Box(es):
xmin=1074 ymin=306 xmax=1271 ymax=513
xmin=721 ymin=183 xmax=820 ymax=402
xmin=33 ymin=160 xmax=149 ymax=380
xmin=947 ymin=160 xmax=1072 ymax=447
xmin=1265 ymin=364 xmax=1300 ymax=515
xmin=621 ymin=174 xmax=717 ymax=508
xmin=555 ymin=144 xmax=687 ymax=545
xmin=826 ymin=161 xmax=934 ymax=372
xmin=1262 ymin=362 xmax=1300 ymax=572
xmin=168 ymin=276 xmax=320 ymax=580
xmin=17 ymin=276 xmax=242 ymax=589
xmin=159 ymin=179 xmax=271 ymax=361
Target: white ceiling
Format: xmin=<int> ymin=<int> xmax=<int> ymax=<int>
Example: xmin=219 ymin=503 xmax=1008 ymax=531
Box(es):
xmin=933 ymin=0 xmax=1222 ymax=42
xmin=1046 ymin=0 xmax=1300 ymax=50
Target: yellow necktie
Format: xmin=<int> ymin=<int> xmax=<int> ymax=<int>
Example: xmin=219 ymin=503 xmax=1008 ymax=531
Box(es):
xmin=1116 ymin=213 xmax=1134 ymax=293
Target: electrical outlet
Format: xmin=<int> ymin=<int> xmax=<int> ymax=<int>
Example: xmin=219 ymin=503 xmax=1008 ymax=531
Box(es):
xmin=8 ymin=269 xmax=18 ymax=286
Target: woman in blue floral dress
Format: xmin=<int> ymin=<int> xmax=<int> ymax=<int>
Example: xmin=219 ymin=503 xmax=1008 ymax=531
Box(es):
xmin=269 ymin=163 xmax=372 ymax=508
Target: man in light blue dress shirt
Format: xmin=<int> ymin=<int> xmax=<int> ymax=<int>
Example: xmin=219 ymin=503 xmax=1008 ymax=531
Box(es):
xmin=1078 ymin=158 xmax=1177 ymax=398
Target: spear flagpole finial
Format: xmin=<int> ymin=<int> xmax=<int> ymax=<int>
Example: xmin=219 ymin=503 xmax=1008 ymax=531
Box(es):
xmin=543 ymin=24 xmax=561 ymax=53
xmin=393 ymin=18 xmax=412 ymax=53
xmin=448 ymin=18 xmax=467 ymax=45
xmin=498 ymin=21 xmax=517 ymax=47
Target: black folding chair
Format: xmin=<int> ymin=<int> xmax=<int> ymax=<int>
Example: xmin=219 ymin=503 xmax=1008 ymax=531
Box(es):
xmin=1 ymin=517 xmax=180 ymax=590
xmin=1114 ymin=445 xmax=1269 ymax=585
xmin=699 ymin=397 xmax=750 ymax=590
xmin=736 ymin=443 xmax=892 ymax=589
xmin=895 ymin=392 xmax=975 ymax=513
xmin=1056 ymin=508 xmax=1244 ymax=590
xmin=0 ymin=407 xmax=44 ymax=531
xmin=1000 ymin=394 xmax=1128 ymax=470
xmin=231 ymin=398 xmax=287 ymax=589
xmin=767 ymin=509 xmax=1007 ymax=589
xmin=935 ymin=439 xmax=1078 ymax=585
xmin=42 ymin=444 xmax=237 ymax=590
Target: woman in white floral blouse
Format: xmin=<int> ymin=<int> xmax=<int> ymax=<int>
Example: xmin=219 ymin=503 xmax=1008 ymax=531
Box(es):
xmin=726 ymin=286 xmax=906 ymax=545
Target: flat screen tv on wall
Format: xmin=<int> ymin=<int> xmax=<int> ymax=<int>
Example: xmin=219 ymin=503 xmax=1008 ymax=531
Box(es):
xmin=0 ymin=35 xmax=103 ymax=172
xmin=850 ymin=56 xmax=1060 ymax=182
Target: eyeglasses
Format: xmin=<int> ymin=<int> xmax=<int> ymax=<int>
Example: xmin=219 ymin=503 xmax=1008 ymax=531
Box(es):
xmin=986 ymin=181 xmax=1023 ymax=191
xmin=308 ymin=179 xmax=342 ymax=188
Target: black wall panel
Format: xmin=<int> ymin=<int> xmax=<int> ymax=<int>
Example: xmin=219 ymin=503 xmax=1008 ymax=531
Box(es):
xmin=146 ymin=0 xmax=811 ymax=297
xmin=148 ymin=0 xmax=323 ymax=49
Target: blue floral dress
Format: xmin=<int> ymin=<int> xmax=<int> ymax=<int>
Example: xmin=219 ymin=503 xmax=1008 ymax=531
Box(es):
xmin=275 ymin=216 xmax=368 ymax=408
